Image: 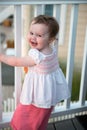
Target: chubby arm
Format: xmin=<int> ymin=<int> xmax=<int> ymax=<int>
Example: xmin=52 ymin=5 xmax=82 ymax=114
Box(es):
xmin=0 ymin=54 xmax=36 ymax=67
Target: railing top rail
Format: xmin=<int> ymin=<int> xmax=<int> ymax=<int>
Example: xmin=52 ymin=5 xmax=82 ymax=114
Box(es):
xmin=0 ymin=0 xmax=87 ymax=5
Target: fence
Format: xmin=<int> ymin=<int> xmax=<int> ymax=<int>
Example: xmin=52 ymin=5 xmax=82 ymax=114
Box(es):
xmin=0 ymin=0 xmax=87 ymax=129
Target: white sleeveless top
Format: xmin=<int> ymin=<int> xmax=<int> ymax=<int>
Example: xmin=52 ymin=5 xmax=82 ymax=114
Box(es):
xmin=20 ymin=47 xmax=71 ymax=108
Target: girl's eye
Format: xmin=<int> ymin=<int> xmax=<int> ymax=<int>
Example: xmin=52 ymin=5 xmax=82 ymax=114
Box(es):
xmin=29 ymin=32 xmax=42 ymax=38
xmin=37 ymin=34 xmax=42 ymax=37
xmin=30 ymin=32 xmax=33 ymax=35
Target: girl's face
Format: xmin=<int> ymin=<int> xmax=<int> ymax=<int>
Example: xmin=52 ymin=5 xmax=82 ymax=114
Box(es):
xmin=27 ymin=23 xmax=51 ymax=52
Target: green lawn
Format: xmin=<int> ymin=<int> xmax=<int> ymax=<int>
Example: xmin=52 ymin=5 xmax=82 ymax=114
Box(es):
xmin=59 ymin=60 xmax=87 ymax=101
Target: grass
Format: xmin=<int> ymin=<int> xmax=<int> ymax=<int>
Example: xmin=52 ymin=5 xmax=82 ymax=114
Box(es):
xmin=71 ymin=68 xmax=81 ymax=101
xmin=59 ymin=60 xmax=83 ymax=101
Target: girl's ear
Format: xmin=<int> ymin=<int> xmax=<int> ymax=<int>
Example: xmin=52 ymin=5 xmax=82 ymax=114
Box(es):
xmin=49 ymin=37 xmax=56 ymax=44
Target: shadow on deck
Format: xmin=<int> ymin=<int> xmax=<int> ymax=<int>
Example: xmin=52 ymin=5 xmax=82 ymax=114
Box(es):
xmin=47 ymin=115 xmax=87 ymax=130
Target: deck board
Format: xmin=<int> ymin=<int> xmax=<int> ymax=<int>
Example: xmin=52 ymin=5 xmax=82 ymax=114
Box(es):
xmin=47 ymin=123 xmax=55 ymax=130
xmin=53 ymin=119 xmax=75 ymax=130
xmin=47 ymin=115 xmax=87 ymax=130
xmin=72 ymin=118 xmax=84 ymax=130
xmin=0 ymin=114 xmax=87 ymax=130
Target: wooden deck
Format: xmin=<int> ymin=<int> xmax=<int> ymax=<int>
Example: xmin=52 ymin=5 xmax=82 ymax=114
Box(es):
xmin=47 ymin=115 xmax=87 ymax=130
xmin=0 ymin=114 xmax=87 ymax=130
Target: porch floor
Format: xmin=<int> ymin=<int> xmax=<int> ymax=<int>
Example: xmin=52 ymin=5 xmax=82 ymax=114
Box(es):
xmin=47 ymin=115 xmax=87 ymax=130
xmin=0 ymin=114 xmax=87 ymax=130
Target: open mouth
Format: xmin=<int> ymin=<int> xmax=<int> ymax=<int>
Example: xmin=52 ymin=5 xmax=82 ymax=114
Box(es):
xmin=30 ymin=41 xmax=37 ymax=47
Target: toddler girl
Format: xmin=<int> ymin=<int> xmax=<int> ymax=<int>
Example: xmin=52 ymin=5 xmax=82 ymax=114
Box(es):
xmin=0 ymin=15 xmax=70 ymax=130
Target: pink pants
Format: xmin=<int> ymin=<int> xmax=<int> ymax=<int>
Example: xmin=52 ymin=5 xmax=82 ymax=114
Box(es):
xmin=10 ymin=103 xmax=53 ymax=130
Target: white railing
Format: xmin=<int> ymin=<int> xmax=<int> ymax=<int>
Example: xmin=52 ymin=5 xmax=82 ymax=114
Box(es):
xmin=0 ymin=0 xmax=87 ymax=129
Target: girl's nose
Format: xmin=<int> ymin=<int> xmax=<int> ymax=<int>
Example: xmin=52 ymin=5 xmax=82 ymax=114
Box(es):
xmin=29 ymin=33 xmax=37 ymax=42
xmin=32 ymin=34 xmax=35 ymax=38
xmin=31 ymin=34 xmax=37 ymax=40
xmin=27 ymin=33 xmax=37 ymax=42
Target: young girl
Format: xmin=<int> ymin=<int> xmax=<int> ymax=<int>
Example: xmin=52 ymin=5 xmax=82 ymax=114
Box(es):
xmin=0 ymin=15 xmax=70 ymax=130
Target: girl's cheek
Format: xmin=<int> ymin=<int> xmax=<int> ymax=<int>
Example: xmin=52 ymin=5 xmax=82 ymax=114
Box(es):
xmin=27 ymin=34 xmax=30 ymax=42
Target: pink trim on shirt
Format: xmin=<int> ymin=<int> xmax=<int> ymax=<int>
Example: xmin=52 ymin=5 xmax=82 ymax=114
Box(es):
xmin=33 ymin=54 xmax=59 ymax=74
